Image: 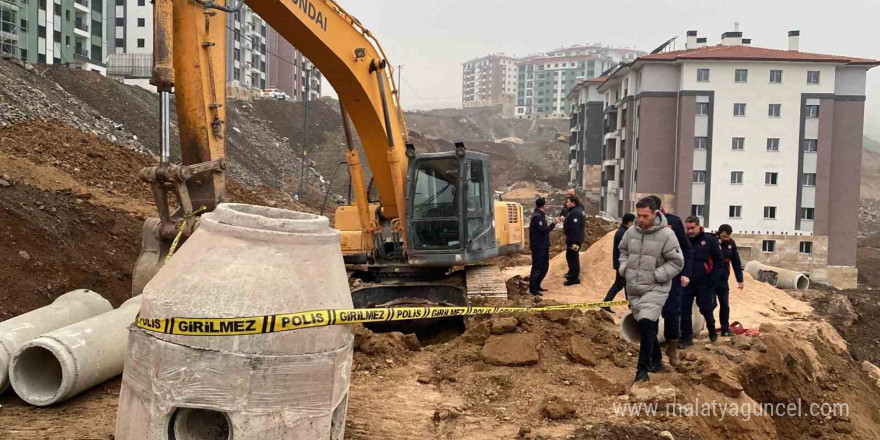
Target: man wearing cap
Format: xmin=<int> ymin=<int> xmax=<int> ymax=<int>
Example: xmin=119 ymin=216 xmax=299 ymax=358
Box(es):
xmin=529 ymin=198 xmax=555 ymax=295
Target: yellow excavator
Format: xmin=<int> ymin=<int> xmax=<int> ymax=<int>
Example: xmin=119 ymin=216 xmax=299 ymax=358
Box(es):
xmin=132 ymin=0 xmax=525 ymax=310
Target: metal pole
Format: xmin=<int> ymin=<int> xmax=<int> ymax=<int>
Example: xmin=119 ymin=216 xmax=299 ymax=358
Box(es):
xmin=298 ymin=66 xmax=311 ymax=199
xmin=396 ymin=65 xmax=402 ymax=100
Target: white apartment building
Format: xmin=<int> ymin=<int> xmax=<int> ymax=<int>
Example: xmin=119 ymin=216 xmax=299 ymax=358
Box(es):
xmin=461 ymin=53 xmax=518 ymax=108
xmin=594 ymin=30 xmax=877 ymax=287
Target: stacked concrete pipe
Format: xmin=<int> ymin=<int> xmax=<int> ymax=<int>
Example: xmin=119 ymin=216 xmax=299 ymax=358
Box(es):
xmin=0 ymin=289 xmax=112 ymax=394
xmin=619 ymin=309 xmax=706 ymax=344
xmin=745 ymin=261 xmax=810 ymax=290
xmin=9 ymin=295 xmax=142 ymax=406
xmin=115 ymin=204 xmax=354 ymax=440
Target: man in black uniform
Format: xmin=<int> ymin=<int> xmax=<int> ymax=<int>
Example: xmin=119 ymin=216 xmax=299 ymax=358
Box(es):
xmin=648 ymin=196 xmax=692 ymax=365
xmin=562 ymin=195 xmax=586 ymax=286
xmin=601 ymin=213 xmax=635 ymax=312
xmin=681 ymin=215 xmax=724 ymax=346
xmin=528 ymin=198 xmax=555 ymax=295
xmin=714 ymin=224 xmax=744 ymax=336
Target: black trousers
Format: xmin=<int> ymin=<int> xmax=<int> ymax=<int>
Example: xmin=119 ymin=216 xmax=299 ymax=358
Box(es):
xmin=603 ymin=273 xmax=627 ymax=302
xmin=681 ymin=279 xmax=717 ymax=338
xmin=716 ymin=281 xmax=731 ymax=333
xmin=661 ymin=277 xmax=683 ymax=341
xmin=529 ymin=247 xmax=549 ymax=292
xmin=637 ymin=318 xmax=661 ymax=372
xmin=565 ymin=242 xmax=581 ymax=280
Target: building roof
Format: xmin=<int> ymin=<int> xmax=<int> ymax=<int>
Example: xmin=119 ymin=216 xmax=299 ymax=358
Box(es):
xmin=638 ymin=44 xmax=879 ymax=66
xmin=586 ymin=76 xmax=608 ymax=83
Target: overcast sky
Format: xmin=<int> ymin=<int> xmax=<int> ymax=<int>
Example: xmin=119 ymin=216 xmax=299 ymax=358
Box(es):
xmin=321 ymin=0 xmax=880 ymax=139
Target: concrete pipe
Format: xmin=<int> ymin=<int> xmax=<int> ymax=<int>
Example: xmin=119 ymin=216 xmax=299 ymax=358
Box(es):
xmin=0 ymin=289 xmax=112 ymax=393
xmin=620 ymin=309 xmax=706 ymax=344
xmin=745 ymin=261 xmax=809 ymax=290
xmin=115 ymin=204 xmax=354 ymax=440
xmin=9 ymin=296 xmax=142 ymax=406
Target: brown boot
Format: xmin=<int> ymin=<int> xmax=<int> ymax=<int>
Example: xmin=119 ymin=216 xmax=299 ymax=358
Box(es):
xmin=666 ymin=340 xmax=681 ymax=367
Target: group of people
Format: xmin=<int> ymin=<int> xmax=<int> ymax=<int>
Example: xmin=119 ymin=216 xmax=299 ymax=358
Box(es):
xmin=528 ymin=190 xmax=586 ymax=295
xmin=528 ymin=192 xmax=744 ymax=383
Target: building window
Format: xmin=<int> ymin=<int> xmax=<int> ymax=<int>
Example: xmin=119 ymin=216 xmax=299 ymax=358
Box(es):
xmin=733 ymin=103 xmax=746 ymax=116
xmin=116 ymin=0 xmax=123 ymax=5
xmin=693 ymin=170 xmax=707 ymax=183
xmin=696 ymin=102 xmax=709 ymax=115
xmin=138 ymin=0 xmax=145 ymax=5
xmin=732 ymin=137 xmax=745 ymax=150
xmin=768 ymin=104 xmax=781 ymax=117
xmin=801 ymin=207 xmax=815 ymax=220
xmin=763 ymin=206 xmax=777 ymax=219
xmin=53 ymin=3 xmax=59 ymax=15
xmin=115 ymin=38 xmax=123 ymax=48
xmin=765 ymin=172 xmax=779 ymax=185
xmin=691 ymin=204 xmax=705 ymax=217
xmin=807 ymin=71 xmax=820 ymax=84
xmin=801 ymin=173 xmax=816 ymax=186
xmin=735 ymin=69 xmax=748 ymax=82
xmin=115 ymin=17 xmax=123 ymax=26
xmin=803 ymin=139 xmax=818 ymax=152
xmin=138 ymin=18 xmax=145 ymax=27
xmin=137 ymin=38 xmax=145 ymax=48
xmin=763 ymin=240 xmax=776 ymax=252
xmin=38 ymin=0 xmax=46 ymax=9
xmin=694 ymin=137 xmax=707 ymax=149
xmin=730 ymin=171 xmax=743 ymax=184
xmin=38 ymin=25 xmax=46 ymax=38
xmin=767 ymin=138 xmax=780 ymax=151
xmin=799 ymin=241 xmax=813 ymax=254
xmin=770 ymin=69 xmax=783 ymax=83
xmin=729 ymin=205 xmax=742 ymax=218
xmin=806 ymin=105 xmax=819 ymax=118
xmin=697 ymin=68 xmax=710 ymax=82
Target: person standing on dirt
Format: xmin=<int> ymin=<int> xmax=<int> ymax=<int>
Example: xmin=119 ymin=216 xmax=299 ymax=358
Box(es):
xmin=529 ymin=198 xmax=555 ymax=295
xmin=680 ymin=216 xmax=725 ymax=346
xmin=561 ymin=195 xmax=586 ymax=286
xmin=714 ymin=224 xmax=744 ymax=336
xmin=648 ymin=195 xmax=692 ymax=366
xmin=601 ymin=213 xmax=635 ymax=312
xmin=618 ymin=197 xmax=684 ymax=382
xmin=557 ymin=188 xmax=579 ymax=219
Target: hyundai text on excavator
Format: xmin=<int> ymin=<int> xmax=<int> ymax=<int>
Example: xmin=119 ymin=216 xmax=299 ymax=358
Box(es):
xmin=132 ymin=0 xmax=525 ymax=311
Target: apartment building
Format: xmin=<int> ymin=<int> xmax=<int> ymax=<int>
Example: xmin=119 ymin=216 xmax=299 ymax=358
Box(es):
xmin=461 ymin=53 xmax=518 ymax=109
xmin=594 ymin=30 xmax=878 ymax=287
xmin=267 ymin=27 xmax=321 ymax=101
xmin=1 ymin=0 xmax=106 ymax=72
xmin=514 ymin=44 xmax=642 ymax=119
xmin=566 ymin=76 xmax=606 ymax=190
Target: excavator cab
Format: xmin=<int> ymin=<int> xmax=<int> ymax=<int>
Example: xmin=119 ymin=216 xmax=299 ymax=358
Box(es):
xmin=406 ymin=144 xmax=516 ymax=266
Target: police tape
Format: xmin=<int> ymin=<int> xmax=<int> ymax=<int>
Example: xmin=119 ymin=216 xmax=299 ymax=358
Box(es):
xmin=134 ymin=299 xmax=630 ymax=336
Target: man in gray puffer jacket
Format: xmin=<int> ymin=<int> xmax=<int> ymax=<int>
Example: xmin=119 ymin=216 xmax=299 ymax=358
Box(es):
xmin=619 ymin=197 xmax=685 ymax=382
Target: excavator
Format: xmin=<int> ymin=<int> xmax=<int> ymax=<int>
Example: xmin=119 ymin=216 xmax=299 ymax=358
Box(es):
xmin=132 ymin=0 xmax=525 ymax=311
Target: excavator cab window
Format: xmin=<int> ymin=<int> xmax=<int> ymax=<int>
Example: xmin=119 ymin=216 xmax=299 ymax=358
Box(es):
xmin=411 ymin=157 xmax=461 ymax=250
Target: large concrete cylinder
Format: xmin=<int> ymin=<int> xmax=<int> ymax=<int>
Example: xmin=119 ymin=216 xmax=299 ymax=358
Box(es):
xmin=0 ymin=289 xmax=112 ymax=393
xmin=745 ymin=261 xmax=810 ymax=290
xmin=620 ymin=309 xmax=706 ymax=344
xmin=9 ymin=296 xmax=142 ymax=406
xmin=115 ymin=204 xmax=354 ymax=440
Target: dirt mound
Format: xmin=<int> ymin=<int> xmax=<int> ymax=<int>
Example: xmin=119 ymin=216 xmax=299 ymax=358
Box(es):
xmin=404 ymin=106 xmax=568 ymax=143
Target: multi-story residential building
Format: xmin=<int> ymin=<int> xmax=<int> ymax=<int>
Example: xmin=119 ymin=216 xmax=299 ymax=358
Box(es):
xmin=1 ymin=0 xmax=106 ymax=73
xmin=104 ymin=4 xmax=320 ymax=100
xmin=461 ymin=53 xmax=518 ymax=109
xmin=267 ymin=27 xmax=321 ymax=101
xmin=566 ymin=76 xmax=606 ymax=190
xmin=593 ymin=30 xmax=878 ymax=287
xmin=514 ymin=44 xmax=643 ymax=119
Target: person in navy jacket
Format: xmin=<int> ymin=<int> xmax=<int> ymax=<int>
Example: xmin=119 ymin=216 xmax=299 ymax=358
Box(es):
xmin=681 ymin=215 xmax=724 ymax=346
xmin=714 ymin=224 xmax=744 ymax=336
xmin=528 ymin=198 xmax=555 ymax=295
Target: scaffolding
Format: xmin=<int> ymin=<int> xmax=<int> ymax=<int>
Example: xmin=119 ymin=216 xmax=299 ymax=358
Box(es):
xmin=0 ymin=0 xmax=21 ymax=59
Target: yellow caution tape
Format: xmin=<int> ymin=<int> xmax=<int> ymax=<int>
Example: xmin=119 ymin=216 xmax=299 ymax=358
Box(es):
xmin=135 ymin=300 xmax=630 ymax=336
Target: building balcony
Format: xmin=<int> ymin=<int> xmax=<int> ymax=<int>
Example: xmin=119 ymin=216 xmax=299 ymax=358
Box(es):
xmin=602 ymin=158 xmax=619 ymax=167
xmin=74 ymin=0 xmax=89 ymax=12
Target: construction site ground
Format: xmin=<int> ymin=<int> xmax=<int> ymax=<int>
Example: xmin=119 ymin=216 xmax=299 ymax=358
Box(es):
xmin=3 ymin=58 xmax=880 ymax=439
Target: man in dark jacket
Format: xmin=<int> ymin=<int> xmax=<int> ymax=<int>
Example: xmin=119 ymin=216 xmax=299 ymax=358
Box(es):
xmin=602 ymin=213 xmax=635 ymax=312
xmin=528 ymin=198 xmax=555 ymax=295
xmin=648 ymin=196 xmax=692 ymax=365
xmin=681 ymin=215 xmax=724 ymax=346
xmin=562 ymin=195 xmax=586 ymax=286
xmin=714 ymin=224 xmax=744 ymax=336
